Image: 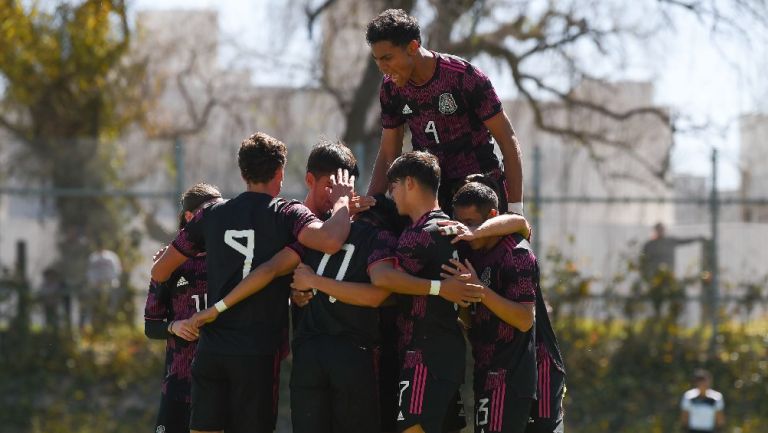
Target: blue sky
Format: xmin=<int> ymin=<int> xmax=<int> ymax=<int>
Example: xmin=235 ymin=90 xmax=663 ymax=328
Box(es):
xmin=132 ymin=0 xmax=766 ymax=190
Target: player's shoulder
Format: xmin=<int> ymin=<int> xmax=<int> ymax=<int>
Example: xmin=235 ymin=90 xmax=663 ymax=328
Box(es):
xmin=682 ymin=388 xmax=699 ymax=400
xmin=705 ymin=389 xmax=724 ymax=401
xmin=437 ymin=52 xmax=472 ymax=73
xmin=502 ymin=233 xmax=533 ymax=252
xmin=178 ymin=254 xmax=206 ymax=278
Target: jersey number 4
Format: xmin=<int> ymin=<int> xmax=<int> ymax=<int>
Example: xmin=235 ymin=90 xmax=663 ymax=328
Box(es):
xmin=313 ymin=243 xmax=355 ymax=303
xmin=425 ymin=120 xmax=440 ymax=143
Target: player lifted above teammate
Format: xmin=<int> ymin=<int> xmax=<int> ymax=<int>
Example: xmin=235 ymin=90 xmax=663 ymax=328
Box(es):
xmin=365 ymin=8 xmax=524 ymax=215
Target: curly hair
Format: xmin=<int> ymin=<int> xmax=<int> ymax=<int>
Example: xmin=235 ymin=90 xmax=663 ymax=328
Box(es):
xmin=366 ymin=8 xmax=421 ymax=47
xmin=238 ymin=132 xmax=287 ymax=185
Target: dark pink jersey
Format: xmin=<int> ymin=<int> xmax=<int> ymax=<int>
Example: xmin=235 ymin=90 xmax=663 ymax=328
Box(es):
xmin=380 ymin=52 xmax=504 ymax=182
xmin=461 ymin=234 xmax=538 ymax=399
xmin=144 ymin=255 xmax=207 ymax=402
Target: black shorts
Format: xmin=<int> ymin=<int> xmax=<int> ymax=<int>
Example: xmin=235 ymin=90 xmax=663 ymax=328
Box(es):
xmin=442 ymin=389 xmax=468 ymax=432
xmin=189 ymin=351 xmax=281 ymax=433
xmin=290 ymin=335 xmax=379 ymax=433
xmin=155 ymin=395 xmax=190 ymax=433
xmin=527 ymin=354 xmax=566 ymax=433
xmin=396 ymin=357 xmax=464 ymax=433
xmin=473 ymin=382 xmax=532 ymax=433
xmin=379 ymin=305 xmax=401 ymax=432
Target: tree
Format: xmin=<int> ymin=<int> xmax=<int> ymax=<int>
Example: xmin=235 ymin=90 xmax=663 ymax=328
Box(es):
xmin=0 ymin=0 xmax=146 ymax=323
xmin=298 ymin=0 xmax=768 ymax=186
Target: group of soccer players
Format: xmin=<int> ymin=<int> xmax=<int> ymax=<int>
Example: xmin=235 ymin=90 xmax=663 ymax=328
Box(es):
xmin=144 ymin=8 xmax=565 ymax=433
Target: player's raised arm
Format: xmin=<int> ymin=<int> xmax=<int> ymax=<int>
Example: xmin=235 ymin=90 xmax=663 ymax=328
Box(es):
xmin=438 ymin=212 xmax=531 ymax=244
xmin=485 ymin=111 xmax=524 ymax=211
xmin=298 ymin=168 xmax=354 ymax=254
xmin=151 ymin=245 xmax=189 ymax=283
xmin=367 ymin=125 xmax=405 ymax=196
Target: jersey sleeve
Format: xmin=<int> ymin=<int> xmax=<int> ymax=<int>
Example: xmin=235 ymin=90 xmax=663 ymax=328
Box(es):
xmin=279 ymin=201 xmax=322 ymax=239
xmin=715 ymin=395 xmax=725 ymax=411
xmin=367 ymin=229 xmax=398 ymax=271
xmin=144 ymin=279 xmax=170 ymax=339
xmin=380 ymin=79 xmax=406 ymax=129
xmin=171 ymin=207 xmax=206 ymax=257
xmin=464 ymin=65 xmax=503 ymax=122
xmin=680 ymin=395 xmax=691 ymax=411
xmin=502 ymin=248 xmax=537 ymax=303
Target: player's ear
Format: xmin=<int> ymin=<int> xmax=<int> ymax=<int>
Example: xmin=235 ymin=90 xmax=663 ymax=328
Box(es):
xmin=184 ymin=210 xmax=195 ymax=223
xmin=406 ymin=40 xmax=419 ymax=55
xmin=488 ymin=208 xmax=498 ymax=219
xmin=405 ymin=176 xmax=415 ymax=191
xmin=305 ymin=172 xmax=314 ymax=188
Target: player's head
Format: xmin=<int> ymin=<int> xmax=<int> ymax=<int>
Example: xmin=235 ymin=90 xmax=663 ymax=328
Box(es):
xmin=452 ymin=181 xmax=500 ymax=250
xmin=366 ymin=9 xmax=421 ymax=87
xmin=238 ymin=132 xmax=287 ymax=193
xmin=693 ymin=368 xmax=712 ymax=390
xmin=355 ymin=193 xmax=409 ymax=235
xmin=386 ymin=151 xmax=440 ymax=216
xmin=305 ymin=139 xmax=359 ymax=215
xmin=653 ymin=221 xmax=666 ymax=238
xmin=178 ymin=183 xmax=222 ymax=229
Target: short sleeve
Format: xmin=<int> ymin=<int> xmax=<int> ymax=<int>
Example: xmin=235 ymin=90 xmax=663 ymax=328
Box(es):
xmin=144 ymin=279 xmax=169 ymax=321
xmin=279 ymin=201 xmax=322 ymax=239
xmin=285 ymin=242 xmax=306 ymax=260
xmin=380 ymin=79 xmax=406 ymax=129
xmin=680 ymin=395 xmax=691 ymax=411
xmin=172 ymin=207 xmax=206 ymax=257
xmin=464 ymin=65 xmax=503 ymax=122
xmin=715 ymin=395 xmax=724 ymax=411
xmin=367 ymin=229 xmax=398 ymax=270
xmin=502 ymin=248 xmax=537 ymax=303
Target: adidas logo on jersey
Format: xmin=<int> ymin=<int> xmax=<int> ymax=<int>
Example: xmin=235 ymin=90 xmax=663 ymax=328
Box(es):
xmin=402 ymin=104 xmax=413 ymax=115
xmin=397 ymin=411 xmax=405 ymax=421
xmin=176 ymin=277 xmax=189 ymax=287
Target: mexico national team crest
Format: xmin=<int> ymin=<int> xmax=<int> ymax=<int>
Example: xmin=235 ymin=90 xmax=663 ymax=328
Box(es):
xmin=438 ymin=92 xmax=458 ymax=114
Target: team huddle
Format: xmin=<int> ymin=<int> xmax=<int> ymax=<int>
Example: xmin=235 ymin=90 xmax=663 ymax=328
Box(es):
xmin=144 ymin=9 xmax=565 ymax=433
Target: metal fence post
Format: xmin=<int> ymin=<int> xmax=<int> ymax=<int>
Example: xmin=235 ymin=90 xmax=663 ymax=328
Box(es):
xmin=174 ymin=137 xmax=185 ymax=210
xmin=709 ymin=147 xmax=720 ymax=356
xmin=532 ymin=144 xmax=542 ymax=255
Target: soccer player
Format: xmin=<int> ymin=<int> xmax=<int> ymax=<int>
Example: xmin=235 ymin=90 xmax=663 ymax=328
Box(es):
xmin=151 ymin=132 xmax=354 ymax=433
xmin=365 ymin=8 xmax=525 ymax=215
xmin=144 ymin=183 xmax=222 ymax=433
xmin=372 ymin=151 xmax=476 ymax=433
xmin=441 ymin=181 xmax=538 ymax=433
xmin=445 ymin=182 xmax=562 ymax=433
xmin=680 ymin=369 xmax=725 ymax=433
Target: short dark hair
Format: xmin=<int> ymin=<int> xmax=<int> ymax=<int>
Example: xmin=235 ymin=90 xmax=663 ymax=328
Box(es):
xmin=179 ymin=183 xmax=222 ymax=229
xmin=693 ymin=369 xmax=712 ymax=383
xmin=238 ymin=132 xmax=287 ymax=185
xmin=356 ymin=194 xmax=409 ymax=235
xmin=386 ymin=151 xmax=440 ymax=194
xmin=452 ymin=181 xmax=499 ymax=216
xmin=306 ymin=139 xmax=359 ymax=179
xmin=366 ymin=9 xmax=421 ymax=47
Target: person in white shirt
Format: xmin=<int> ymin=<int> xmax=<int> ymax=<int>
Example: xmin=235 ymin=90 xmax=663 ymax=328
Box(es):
xmin=83 ymin=242 xmax=122 ymax=328
xmin=680 ymin=369 xmax=725 ymax=433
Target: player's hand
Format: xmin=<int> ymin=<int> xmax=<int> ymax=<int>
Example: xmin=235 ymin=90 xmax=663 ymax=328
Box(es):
xmin=152 ymin=245 xmax=168 ymax=262
xmin=190 ymin=307 xmax=219 ymax=328
xmin=291 ymin=288 xmax=313 ymax=307
xmin=441 ymin=259 xmax=482 ymax=287
xmin=171 ymin=318 xmax=199 ymax=341
xmin=437 ymin=220 xmax=478 ymax=244
xmin=290 ymin=263 xmax=318 ymax=292
xmin=328 ymin=168 xmax=355 ymax=206
xmin=438 ymin=277 xmax=485 ymax=308
xmin=350 ymin=195 xmax=376 ymax=216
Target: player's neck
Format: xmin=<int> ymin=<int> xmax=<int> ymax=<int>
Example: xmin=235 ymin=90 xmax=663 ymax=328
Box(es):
xmin=407 ymin=196 xmax=440 ymax=223
xmin=410 ymin=47 xmax=436 ymax=86
xmin=478 ymin=235 xmax=502 ymax=251
xmin=302 ymin=194 xmax=321 ymax=216
xmin=245 ymin=181 xmax=277 ymax=197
